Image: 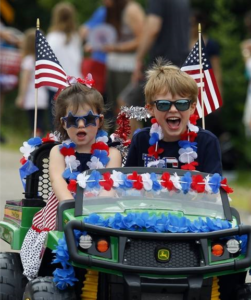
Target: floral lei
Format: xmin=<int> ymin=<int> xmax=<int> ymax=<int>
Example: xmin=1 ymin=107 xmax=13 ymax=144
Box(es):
xmin=59 ymin=129 xmax=110 ymax=194
xmin=148 ymin=114 xmax=200 ymax=170
xmin=77 ymin=169 xmax=233 ymax=194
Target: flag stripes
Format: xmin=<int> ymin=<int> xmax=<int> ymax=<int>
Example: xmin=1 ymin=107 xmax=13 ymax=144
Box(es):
xmin=181 ymin=39 xmax=222 ymax=118
xmin=32 ymin=191 xmax=58 ymax=231
xmin=35 ymin=29 xmax=67 ymax=89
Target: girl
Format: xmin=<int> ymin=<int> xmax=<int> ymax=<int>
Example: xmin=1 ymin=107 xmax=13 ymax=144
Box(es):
xmin=46 ymin=2 xmax=83 ymax=130
xmin=50 ymin=80 xmax=122 ymax=201
xmin=15 ymin=28 xmax=48 ymax=136
xmin=21 ymin=79 xmax=121 ymax=280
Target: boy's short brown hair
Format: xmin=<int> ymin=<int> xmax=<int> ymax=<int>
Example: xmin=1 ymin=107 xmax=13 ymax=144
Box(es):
xmin=144 ymin=58 xmax=198 ymax=106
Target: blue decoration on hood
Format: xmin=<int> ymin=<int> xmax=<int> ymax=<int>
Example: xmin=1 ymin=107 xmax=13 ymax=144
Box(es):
xmin=84 ymin=212 xmax=232 ymax=233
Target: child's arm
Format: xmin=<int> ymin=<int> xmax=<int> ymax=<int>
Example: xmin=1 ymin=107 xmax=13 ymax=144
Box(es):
xmin=106 ymin=147 xmax=122 ymax=168
xmin=15 ymin=68 xmax=31 ymax=108
xmin=49 ymin=145 xmax=75 ymax=202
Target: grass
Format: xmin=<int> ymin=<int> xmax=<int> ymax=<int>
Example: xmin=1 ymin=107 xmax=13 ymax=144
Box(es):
xmin=228 ymin=171 xmax=251 ymax=213
xmin=0 ymin=127 xmax=29 ymax=152
xmin=222 ymin=171 xmax=251 ymax=213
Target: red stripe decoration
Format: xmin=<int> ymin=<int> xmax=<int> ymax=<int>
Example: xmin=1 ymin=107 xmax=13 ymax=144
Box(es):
xmin=32 ymin=192 xmax=59 ymax=231
xmin=181 ymin=38 xmax=222 ymax=118
xmin=35 ymin=29 xmax=67 ymax=89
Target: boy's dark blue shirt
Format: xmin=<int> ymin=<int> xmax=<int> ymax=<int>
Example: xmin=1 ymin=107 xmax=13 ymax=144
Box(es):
xmin=125 ymin=127 xmax=222 ymax=175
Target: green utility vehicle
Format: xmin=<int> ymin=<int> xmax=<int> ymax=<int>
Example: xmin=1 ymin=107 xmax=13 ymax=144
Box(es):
xmin=0 ymin=141 xmax=250 ymax=300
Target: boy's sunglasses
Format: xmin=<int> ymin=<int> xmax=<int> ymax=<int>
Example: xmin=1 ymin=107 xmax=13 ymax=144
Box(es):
xmin=153 ymin=99 xmax=191 ymax=112
xmin=61 ymin=110 xmax=100 ymax=128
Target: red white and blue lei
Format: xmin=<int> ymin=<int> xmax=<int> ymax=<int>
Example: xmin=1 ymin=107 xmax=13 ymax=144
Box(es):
xmin=147 ymin=114 xmax=200 ymax=170
xmin=59 ymin=129 xmax=110 ymax=193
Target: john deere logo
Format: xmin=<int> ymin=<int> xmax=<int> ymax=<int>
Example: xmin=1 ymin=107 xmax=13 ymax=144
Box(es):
xmin=156 ymin=247 xmax=171 ymax=262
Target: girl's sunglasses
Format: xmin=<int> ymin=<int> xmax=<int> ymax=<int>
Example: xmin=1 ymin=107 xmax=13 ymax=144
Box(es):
xmin=154 ymin=99 xmax=191 ymax=112
xmin=61 ymin=111 xmax=100 ymax=128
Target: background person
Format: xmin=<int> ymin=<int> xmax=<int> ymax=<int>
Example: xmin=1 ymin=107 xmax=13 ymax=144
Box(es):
xmin=79 ymin=5 xmax=109 ymax=95
xmin=15 ymin=28 xmax=48 ymax=137
xmin=0 ymin=21 xmax=23 ymax=143
xmin=124 ymin=0 xmax=190 ymax=136
xmin=102 ymin=0 xmax=145 ymax=130
xmin=46 ymin=2 xmax=83 ymax=130
xmin=133 ymin=0 xmax=190 ymax=83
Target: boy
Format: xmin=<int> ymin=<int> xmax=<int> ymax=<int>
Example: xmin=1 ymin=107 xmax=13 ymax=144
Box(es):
xmin=125 ymin=59 xmax=222 ymax=174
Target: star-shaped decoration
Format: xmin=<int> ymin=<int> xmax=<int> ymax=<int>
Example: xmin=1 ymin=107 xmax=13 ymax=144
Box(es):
xmin=83 ymin=110 xmax=100 ymax=127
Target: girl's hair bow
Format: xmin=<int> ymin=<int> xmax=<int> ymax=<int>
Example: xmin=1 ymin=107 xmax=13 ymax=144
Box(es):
xmin=67 ymin=73 xmax=95 ymax=88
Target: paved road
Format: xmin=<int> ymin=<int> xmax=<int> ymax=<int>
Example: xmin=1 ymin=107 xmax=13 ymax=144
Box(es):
xmin=0 ymin=149 xmax=22 ymax=252
xmin=0 ymin=148 xmax=250 ymax=282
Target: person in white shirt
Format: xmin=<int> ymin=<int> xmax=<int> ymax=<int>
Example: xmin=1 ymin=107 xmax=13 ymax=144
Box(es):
xmin=15 ymin=28 xmax=48 ymax=137
xmin=46 ymin=2 xmax=83 ymax=130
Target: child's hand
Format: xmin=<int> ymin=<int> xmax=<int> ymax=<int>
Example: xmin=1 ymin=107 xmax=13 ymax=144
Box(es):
xmin=15 ymin=96 xmax=24 ymax=109
xmin=241 ymin=39 xmax=251 ymax=61
xmin=102 ymin=44 xmax=118 ymax=52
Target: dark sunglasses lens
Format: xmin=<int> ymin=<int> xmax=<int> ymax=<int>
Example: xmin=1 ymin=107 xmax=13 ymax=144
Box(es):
xmin=66 ymin=115 xmax=78 ymax=127
xmin=175 ymin=100 xmax=190 ymax=111
xmin=84 ymin=115 xmax=99 ymax=127
xmin=156 ymin=101 xmax=171 ymax=111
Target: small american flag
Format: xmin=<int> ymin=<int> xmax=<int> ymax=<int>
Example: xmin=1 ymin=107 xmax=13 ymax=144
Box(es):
xmin=35 ymin=29 xmax=67 ymax=89
xmin=181 ymin=38 xmax=222 ymax=118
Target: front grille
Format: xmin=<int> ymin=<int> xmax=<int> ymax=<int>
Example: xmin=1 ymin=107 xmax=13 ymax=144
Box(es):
xmin=123 ymin=239 xmax=201 ymax=268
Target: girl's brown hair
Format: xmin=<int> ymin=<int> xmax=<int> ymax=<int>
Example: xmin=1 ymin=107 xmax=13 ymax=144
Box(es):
xmin=22 ymin=28 xmax=36 ymax=58
xmin=106 ymin=0 xmax=128 ymax=37
xmin=49 ymin=2 xmax=77 ymax=44
xmin=54 ymin=83 xmax=109 ymax=141
xmin=144 ymin=58 xmax=198 ymax=106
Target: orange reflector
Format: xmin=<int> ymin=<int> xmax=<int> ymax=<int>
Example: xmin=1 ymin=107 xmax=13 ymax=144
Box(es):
xmin=97 ymin=240 xmax=109 ymax=252
xmin=212 ymin=244 xmax=224 ymax=257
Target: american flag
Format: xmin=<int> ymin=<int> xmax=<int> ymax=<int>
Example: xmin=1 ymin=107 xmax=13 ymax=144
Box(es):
xmin=181 ymin=38 xmax=222 ymax=118
xmin=35 ymin=29 xmax=67 ymax=89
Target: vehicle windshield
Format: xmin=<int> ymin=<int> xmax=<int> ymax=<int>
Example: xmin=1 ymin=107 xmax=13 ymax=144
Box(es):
xmin=81 ymin=186 xmax=225 ymax=219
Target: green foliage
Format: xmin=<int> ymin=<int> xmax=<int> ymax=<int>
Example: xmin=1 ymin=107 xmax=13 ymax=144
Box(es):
xmin=3 ymin=0 xmax=251 ymax=168
xmin=209 ymin=0 xmax=251 ymax=167
xmin=192 ymin=0 xmax=251 ymax=168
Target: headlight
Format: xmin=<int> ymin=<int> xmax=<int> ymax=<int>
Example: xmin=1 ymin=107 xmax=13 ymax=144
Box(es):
xmin=79 ymin=234 xmax=92 ymax=249
xmin=226 ymin=239 xmax=240 ymax=254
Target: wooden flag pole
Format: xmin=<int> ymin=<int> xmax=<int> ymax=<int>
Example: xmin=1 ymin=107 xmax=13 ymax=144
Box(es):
xmin=34 ymin=18 xmax=40 ymax=137
xmin=198 ymin=23 xmax=205 ymax=129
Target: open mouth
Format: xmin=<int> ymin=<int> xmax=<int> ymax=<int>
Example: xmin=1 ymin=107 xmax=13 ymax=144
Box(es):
xmin=166 ymin=117 xmax=181 ymax=129
xmin=77 ymin=131 xmax=87 ymax=138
